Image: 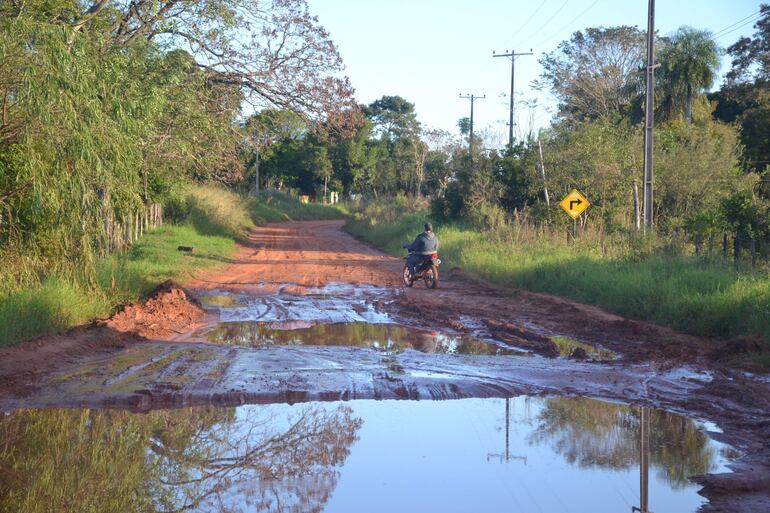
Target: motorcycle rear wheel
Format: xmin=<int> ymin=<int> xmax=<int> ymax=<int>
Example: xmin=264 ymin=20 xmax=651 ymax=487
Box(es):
xmin=423 ymin=265 xmax=439 ymax=289
xmin=402 ymin=264 xmax=414 ymax=287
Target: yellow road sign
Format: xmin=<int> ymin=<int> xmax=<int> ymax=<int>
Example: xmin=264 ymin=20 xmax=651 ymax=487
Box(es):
xmin=560 ymin=189 xmax=590 ymax=219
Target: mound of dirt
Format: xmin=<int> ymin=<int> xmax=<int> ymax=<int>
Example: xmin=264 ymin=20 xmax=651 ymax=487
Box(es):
xmin=107 ymin=280 xmax=205 ymax=339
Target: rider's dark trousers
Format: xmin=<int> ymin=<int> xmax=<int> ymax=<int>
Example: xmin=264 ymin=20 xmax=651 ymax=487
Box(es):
xmin=407 ymin=254 xmax=428 ymax=277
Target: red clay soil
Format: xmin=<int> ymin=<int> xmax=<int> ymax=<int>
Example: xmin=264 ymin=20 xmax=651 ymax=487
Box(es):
xmin=0 ymin=220 xmax=763 ymax=398
xmin=0 ymin=220 xmax=768 ymax=512
xmin=184 ymin=220 xmax=401 ymax=294
xmin=107 ymin=280 xmax=206 ymax=339
xmin=0 ymin=280 xmax=205 ymax=399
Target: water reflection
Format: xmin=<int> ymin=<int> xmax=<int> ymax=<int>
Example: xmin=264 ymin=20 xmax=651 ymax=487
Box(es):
xmin=0 ymin=405 xmax=361 ymax=513
xmin=202 ymin=321 xmax=522 ymax=356
xmin=529 ymin=397 xmax=718 ymax=488
xmin=0 ymin=397 xmax=728 ymax=513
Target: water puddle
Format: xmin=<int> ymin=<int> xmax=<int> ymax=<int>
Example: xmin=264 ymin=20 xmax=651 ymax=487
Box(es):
xmin=0 ymin=396 xmax=733 ymax=512
xmin=197 ymin=285 xmax=391 ymax=324
xmin=200 ymin=321 xmax=525 ymax=356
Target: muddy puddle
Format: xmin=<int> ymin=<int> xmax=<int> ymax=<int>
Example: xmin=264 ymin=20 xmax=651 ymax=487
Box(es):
xmin=0 ymin=396 xmax=732 ymax=513
xmin=199 ymin=321 xmax=526 ymax=356
xmin=197 ymin=285 xmax=392 ymax=324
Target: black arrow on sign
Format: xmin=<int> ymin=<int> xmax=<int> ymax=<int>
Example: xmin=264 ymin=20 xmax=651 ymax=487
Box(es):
xmin=569 ymin=199 xmax=583 ymax=210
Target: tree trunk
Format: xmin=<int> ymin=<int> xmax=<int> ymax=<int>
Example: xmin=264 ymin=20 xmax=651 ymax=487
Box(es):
xmin=685 ymin=83 xmax=693 ymax=123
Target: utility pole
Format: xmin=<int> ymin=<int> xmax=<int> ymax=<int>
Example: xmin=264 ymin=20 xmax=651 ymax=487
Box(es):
xmin=643 ymin=0 xmax=656 ymax=231
xmin=459 ymin=93 xmax=486 ymax=165
xmin=493 ymin=49 xmax=533 ymax=148
xmin=254 ymin=145 xmax=260 ymax=195
xmin=537 ymin=138 xmax=550 ymax=207
xmin=632 ymin=407 xmax=652 ymax=513
xmin=487 ymin=398 xmax=527 ymax=464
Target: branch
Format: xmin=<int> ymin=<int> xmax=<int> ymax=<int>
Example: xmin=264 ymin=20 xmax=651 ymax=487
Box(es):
xmin=72 ymin=0 xmax=111 ymax=32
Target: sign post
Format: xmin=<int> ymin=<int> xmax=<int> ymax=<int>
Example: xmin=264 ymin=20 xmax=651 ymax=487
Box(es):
xmin=559 ymin=189 xmax=590 ymax=240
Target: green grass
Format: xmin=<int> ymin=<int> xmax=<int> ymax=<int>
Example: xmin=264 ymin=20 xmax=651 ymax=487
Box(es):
xmin=0 ymin=185 xmax=343 ymax=347
xmin=0 ymin=224 xmax=234 ymax=346
xmin=249 ymin=190 xmax=347 ymax=223
xmin=346 ymin=210 xmax=770 ymax=348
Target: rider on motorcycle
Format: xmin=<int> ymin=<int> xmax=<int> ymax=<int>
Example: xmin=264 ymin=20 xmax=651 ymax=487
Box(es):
xmin=403 ymin=223 xmax=439 ymax=279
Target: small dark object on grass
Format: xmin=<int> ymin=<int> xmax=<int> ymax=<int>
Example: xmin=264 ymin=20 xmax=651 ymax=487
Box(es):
xmin=177 ymin=246 xmax=194 ymax=252
xmin=570 ymin=347 xmax=589 ymax=360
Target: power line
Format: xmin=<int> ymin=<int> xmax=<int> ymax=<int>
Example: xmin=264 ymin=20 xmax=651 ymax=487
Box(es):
xmin=714 ymin=14 xmax=763 ymax=40
xmin=712 ymin=9 xmax=762 ymax=37
xmin=494 ymin=0 xmax=549 ymax=50
xmin=531 ymin=0 xmax=601 ymax=50
xmin=512 ymin=0 xmax=569 ymax=50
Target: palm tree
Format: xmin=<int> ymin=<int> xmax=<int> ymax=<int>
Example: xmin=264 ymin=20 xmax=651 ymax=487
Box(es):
xmin=658 ymin=27 xmax=720 ymax=122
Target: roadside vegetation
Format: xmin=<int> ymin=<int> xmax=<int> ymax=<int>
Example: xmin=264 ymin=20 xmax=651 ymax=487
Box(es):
xmin=346 ymin=197 xmax=770 ymax=355
xmin=0 ymin=186 xmax=342 ymax=346
xmin=1 ymin=0 xmax=768 ymax=360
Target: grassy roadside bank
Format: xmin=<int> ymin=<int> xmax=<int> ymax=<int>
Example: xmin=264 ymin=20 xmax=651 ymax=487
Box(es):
xmin=0 ymin=186 xmax=343 ymax=347
xmin=345 ymin=206 xmax=770 ymax=360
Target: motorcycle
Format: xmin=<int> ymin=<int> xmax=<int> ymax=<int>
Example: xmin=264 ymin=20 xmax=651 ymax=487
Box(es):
xmin=402 ymin=251 xmax=441 ymax=289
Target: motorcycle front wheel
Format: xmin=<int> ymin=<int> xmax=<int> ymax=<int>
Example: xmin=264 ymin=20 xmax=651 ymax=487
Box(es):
xmin=402 ymin=264 xmax=414 ymax=287
xmin=423 ymin=265 xmax=439 ymax=289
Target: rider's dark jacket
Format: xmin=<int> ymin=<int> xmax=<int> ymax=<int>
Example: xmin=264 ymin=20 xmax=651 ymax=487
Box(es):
xmin=407 ymin=231 xmax=439 ymax=255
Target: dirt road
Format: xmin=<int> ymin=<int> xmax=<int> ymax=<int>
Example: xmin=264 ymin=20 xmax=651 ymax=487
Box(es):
xmin=0 ymin=220 xmax=768 ymax=511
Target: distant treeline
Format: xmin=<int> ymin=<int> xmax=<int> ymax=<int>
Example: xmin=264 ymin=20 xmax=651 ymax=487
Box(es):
xmin=252 ymin=12 xmax=770 ymax=258
xmin=2 ymin=2 xmax=770 ymax=288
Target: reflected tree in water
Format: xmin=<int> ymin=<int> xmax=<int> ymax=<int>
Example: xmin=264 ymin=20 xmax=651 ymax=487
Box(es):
xmin=528 ymin=397 xmax=716 ymax=488
xmin=205 ymin=321 xmax=513 ymax=355
xmin=0 ymin=404 xmax=361 ymax=513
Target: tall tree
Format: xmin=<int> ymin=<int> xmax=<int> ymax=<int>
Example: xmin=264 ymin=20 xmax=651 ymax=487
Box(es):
xmin=658 ymin=27 xmax=720 ymax=122
xmin=363 ymin=95 xmax=423 ymax=196
xmin=538 ymin=26 xmax=646 ymax=122
xmin=363 ymin=96 xmax=421 ymax=141
xmin=725 ymin=4 xmax=770 ymax=87
xmin=714 ymin=5 xmax=770 ymax=195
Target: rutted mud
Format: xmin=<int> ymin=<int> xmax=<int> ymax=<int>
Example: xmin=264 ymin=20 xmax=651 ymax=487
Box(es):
xmin=0 ymin=220 xmax=768 ymax=512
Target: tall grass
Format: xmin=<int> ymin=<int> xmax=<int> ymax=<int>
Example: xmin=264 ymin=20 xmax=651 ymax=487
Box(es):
xmin=0 ymin=185 xmax=342 ymax=347
xmin=346 ymin=204 xmax=770 ymax=345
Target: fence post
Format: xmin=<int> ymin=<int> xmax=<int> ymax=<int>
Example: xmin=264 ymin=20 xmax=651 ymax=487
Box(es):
xmin=722 ymin=232 xmax=729 ymax=264
xmin=695 ymin=234 xmax=703 ymax=257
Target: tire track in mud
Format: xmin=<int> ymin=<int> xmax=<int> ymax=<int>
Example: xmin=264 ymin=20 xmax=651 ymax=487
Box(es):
xmin=0 ymin=220 xmax=769 ymax=512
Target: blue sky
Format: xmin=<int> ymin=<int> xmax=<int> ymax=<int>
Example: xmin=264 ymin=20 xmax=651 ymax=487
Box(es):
xmin=311 ymin=0 xmax=763 ymax=145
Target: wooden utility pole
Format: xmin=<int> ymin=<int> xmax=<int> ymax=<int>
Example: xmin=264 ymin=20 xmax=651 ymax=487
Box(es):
xmin=493 ymin=49 xmax=533 ymax=148
xmin=537 ymin=138 xmax=550 ymax=206
xmin=459 ymin=93 xmax=486 ymax=153
xmin=643 ymin=0 xmax=656 ymax=231
xmin=254 ymin=145 xmax=260 ymax=195
xmin=459 ymin=93 xmax=486 ymax=170
xmin=633 ymin=407 xmax=652 ymax=513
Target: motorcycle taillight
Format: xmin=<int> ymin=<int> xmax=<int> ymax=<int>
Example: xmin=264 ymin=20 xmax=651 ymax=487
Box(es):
xmin=431 ymin=253 xmax=438 ymax=258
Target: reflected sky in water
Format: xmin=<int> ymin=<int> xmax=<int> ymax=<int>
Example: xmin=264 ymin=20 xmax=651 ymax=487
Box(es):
xmin=0 ymin=397 xmax=731 ymax=513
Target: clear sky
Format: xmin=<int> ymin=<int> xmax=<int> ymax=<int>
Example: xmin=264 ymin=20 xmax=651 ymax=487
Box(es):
xmin=310 ymin=0 xmax=763 ymax=146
